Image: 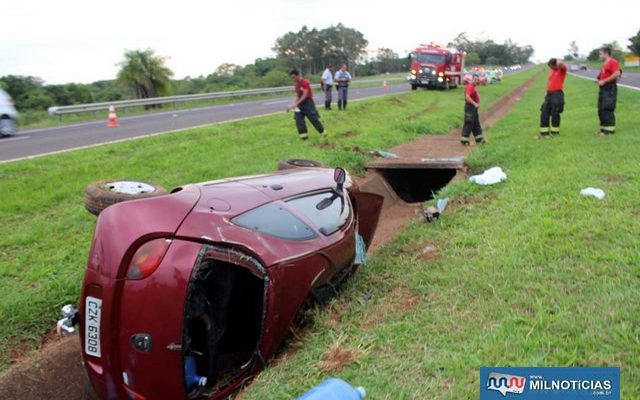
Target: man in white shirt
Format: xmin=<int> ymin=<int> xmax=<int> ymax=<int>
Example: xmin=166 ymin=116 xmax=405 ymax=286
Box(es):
xmin=334 ymin=64 xmax=352 ymax=111
xmin=321 ymin=64 xmax=334 ymax=110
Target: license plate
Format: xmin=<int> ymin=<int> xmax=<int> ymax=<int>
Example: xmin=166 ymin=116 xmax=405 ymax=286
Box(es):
xmin=85 ymin=296 xmax=102 ymax=357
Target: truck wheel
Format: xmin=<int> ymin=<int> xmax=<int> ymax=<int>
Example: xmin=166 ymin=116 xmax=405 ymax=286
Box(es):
xmin=411 ymin=85 xmax=418 ymax=91
xmin=277 ymin=159 xmax=328 ymax=171
xmin=84 ymin=179 xmax=167 ymax=216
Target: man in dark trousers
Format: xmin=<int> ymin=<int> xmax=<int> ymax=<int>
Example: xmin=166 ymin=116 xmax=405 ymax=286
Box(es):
xmin=461 ymin=74 xmax=485 ymax=145
xmin=321 ymin=64 xmax=334 ymax=110
xmin=288 ymin=69 xmax=325 ymax=140
xmin=334 ymin=64 xmax=352 ymax=110
xmin=539 ymin=58 xmax=567 ymax=138
xmin=597 ymin=47 xmax=621 ymax=135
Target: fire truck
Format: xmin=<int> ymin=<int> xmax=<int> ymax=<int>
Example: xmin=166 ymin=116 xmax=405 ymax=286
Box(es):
xmin=408 ymin=44 xmax=465 ymax=90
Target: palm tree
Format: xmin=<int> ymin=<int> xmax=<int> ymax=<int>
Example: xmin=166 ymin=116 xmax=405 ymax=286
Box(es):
xmin=116 ymin=49 xmax=174 ymax=104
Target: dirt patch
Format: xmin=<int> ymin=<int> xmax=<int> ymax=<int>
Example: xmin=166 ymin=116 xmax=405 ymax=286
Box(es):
xmin=603 ymin=175 xmax=626 ymax=185
xmin=338 ymin=130 xmax=360 ymax=138
xmin=386 ymin=97 xmax=404 ymax=105
xmin=407 ymin=99 xmax=438 ymax=121
xmin=318 ymin=338 xmax=363 ymax=373
xmin=0 ymin=335 xmax=85 ymax=400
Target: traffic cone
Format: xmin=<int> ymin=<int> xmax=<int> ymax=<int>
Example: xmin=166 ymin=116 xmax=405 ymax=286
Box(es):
xmin=107 ymin=105 xmax=119 ymax=128
xmin=383 ymin=80 xmax=388 ymax=91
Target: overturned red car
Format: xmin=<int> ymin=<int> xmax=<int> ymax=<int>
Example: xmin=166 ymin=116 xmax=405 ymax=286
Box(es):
xmin=57 ymin=162 xmax=383 ymax=399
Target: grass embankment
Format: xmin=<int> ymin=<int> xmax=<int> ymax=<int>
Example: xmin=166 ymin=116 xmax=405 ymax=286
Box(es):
xmin=17 ymin=73 xmax=408 ymax=130
xmin=0 ymin=68 xmax=539 ymax=374
xmin=240 ymin=75 xmax=640 ymax=398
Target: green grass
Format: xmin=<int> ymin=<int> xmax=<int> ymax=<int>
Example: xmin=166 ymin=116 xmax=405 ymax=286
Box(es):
xmin=0 ymin=68 xmax=539 ymax=374
xmin=17 ymin=73 xmax=408 ymax=130
xmin=240 ymin=75 xmax=640 ymax=398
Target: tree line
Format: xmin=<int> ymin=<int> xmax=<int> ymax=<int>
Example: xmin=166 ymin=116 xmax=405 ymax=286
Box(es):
xmin=2 ymin=24 xmax=539 ymax=116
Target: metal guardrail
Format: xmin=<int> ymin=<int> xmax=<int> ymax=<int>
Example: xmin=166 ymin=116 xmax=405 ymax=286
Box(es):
xmin=47 ymin=77 xmax=407 ymax=116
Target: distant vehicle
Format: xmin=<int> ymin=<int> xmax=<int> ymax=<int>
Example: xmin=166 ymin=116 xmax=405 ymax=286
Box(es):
xmin=56 ymin=162 xmax=383 ymax=400
xmin=484 ymin=69 xmax=498 ymax=84
xmin=570 ymin=64 xmax=579 ymax=72
xmin=579 ymin=64 xmax=588 ymax=71
xmin=463 ymin=70 xmax=488 ymax=86
xmin=0 ymin=88 xmax=19 ymax=137
xmin=495 ymin=68 xmax=504 ymax=81
xmin=407 ymin=43 xmax=465 ymax=90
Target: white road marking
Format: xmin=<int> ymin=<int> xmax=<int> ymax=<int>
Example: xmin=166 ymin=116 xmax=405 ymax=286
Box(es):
xmin=569 ymin=72 xmax=640 ymax=91
xmin=263 ymin=99 xmax=290 ymax=105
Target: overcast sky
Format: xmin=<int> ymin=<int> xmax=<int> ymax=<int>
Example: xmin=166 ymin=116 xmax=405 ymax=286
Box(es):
xmin=3 ymin=0 xmax=638 ymax=84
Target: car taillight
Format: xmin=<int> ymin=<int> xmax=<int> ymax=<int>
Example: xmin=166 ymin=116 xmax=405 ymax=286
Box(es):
xmin=126 ymin=239 xmax=171 ymax=280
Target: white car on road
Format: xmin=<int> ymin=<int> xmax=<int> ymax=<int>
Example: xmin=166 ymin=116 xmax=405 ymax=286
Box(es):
xmin=0 ymin=88 xmax=19 ymax=136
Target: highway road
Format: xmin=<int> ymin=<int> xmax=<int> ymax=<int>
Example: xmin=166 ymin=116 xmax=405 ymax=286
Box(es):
xmin=0 ymin=67 xmax=537 ymax=163
xmin=0 ymin=84 xmax=410 ymax=163
xmin=571 ymin=68 xmax=640 ymax=91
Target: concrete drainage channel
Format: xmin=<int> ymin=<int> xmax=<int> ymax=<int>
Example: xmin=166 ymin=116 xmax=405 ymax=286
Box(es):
xmin=359 ymin=72 xmax=542 ymax=251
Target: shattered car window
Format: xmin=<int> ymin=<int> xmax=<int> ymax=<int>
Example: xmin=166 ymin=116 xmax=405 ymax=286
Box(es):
xmin=287 ymin=192 xmax=351 ymax=236
xmin=232 ymin=203 xmax=318 ymax=241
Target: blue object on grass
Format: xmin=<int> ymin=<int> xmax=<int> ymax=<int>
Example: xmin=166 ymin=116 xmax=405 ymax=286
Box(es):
xmin=297 ymin=378 xmax=366 ymax=400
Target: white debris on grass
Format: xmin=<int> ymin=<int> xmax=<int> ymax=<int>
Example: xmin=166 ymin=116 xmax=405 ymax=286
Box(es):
xmin=469 ymin=167 xmax=507 ymax=186
xmin=580 ymin=187 xmax=605 ymax=200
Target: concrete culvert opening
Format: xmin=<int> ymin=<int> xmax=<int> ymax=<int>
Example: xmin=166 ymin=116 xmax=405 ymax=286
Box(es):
xmin=375 ymin=167 xmax=457 ymax=203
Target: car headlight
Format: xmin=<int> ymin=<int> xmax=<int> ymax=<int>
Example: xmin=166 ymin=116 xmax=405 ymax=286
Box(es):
xmin=438 ymin=72 xmax=444 ymax=77
xmin=411 ymin=69 xmax=417 ymax=74
xmin=410 ymin=74 xmax=416 ymax=79
xmin=437 ymin=77 xmax=443 ymax=82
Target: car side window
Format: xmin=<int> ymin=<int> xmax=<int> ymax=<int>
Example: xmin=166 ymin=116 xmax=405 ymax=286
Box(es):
xmin=287 ymin=192 xmax=351 ymax=236
xmin=232 ymin=203 xmax=317 ymax=241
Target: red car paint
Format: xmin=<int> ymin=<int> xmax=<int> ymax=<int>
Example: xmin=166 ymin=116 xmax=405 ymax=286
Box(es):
xmin=409 ymin=44 xmax=465 ymax=89
xmin=77 ymin=168 xmax=383 ymax=400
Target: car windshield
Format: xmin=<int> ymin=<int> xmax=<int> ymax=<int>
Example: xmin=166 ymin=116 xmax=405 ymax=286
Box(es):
xmin=287 ymin=191 xmax=351 ymax=236
xmin=233 ymin=203 xmax=317 ymax=241
xmin=414 ymin=53 xmax=446 ymax=64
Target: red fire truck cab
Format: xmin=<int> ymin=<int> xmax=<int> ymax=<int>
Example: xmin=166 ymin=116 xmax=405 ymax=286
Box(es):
xmin=408 ymin=44 xmax=465 ymax=90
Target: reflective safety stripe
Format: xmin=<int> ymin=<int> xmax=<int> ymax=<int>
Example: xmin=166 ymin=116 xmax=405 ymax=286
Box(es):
xmin=460 ymin=137 xmax=470 ymax=143
xmin=299 ymin=133 xmax=309 ymax=139
xmin=602 ymin=126 xmax=616 ymax=132
xmin=474 ymin=134 xmax=484 ymax=140
xmin=540 ymin=127 xmax=550 ymax=133
xmin=550 ymin=128 xmax=560 ymax=133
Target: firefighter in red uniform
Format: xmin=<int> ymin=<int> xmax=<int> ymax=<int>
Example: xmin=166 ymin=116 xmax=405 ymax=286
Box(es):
xmin=288 ymin=69 xmax=325 ymax=140
xmin=461 ymin=74 xmax=484 ymax=145
xmin=597 ymin=46 xmax=621 ymax=135
xmin=539 ymin=58 xmax=567 ymax=138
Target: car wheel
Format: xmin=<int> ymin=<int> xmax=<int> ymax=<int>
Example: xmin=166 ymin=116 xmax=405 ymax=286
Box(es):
xmin=84 ymin=179 xmax=167 ymax=216
xmin=0 ymin=116 xmax=16 ymax=136
xmin=277 ymin=159 xmax=328 ymax=171
xmin=411 ymin=85 xmax=417 ymax=91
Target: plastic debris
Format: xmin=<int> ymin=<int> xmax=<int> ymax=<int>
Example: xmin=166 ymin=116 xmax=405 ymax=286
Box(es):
xmin=469 ymin=167 xmax=507 ymax=185
xmin=580 ymin=187 xmax=605 ymax=200
xmin=370 ymin=150 xmax=398 ymax=159
xmin=297 ymin=378 xmax=366 ymax=400
xmin=421 ymin=245 xmax=436 ymax=255
xmin=354 ymin=233 xmax=368 ymax=265
xmin=423 ymin=197 xmax=449 ymax=223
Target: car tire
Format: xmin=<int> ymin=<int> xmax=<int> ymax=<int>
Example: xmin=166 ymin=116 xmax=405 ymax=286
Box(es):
xmin=84 ymin=179 xmax=167 ymax=216
xmin=277 ymin=159 xmax=328 ymax=171
xmin=411 ymin=85 xmax=417 ymax=91
xmin=0 ymin=116 xmax=16 ymax=137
